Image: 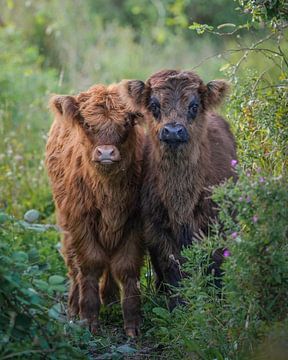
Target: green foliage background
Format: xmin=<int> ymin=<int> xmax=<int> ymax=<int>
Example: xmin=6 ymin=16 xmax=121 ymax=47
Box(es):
xmin=0 ymin=0 xmax=287 ymax=358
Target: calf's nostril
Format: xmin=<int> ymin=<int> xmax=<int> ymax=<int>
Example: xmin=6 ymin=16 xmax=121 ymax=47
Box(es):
xmin=177 ymin=128 xmax=183 ymax=135
xmin=163 ymin=127 xmax=170 ymax=135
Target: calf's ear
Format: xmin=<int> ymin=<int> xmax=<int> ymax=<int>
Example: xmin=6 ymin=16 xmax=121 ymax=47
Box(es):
xmin=205 ymin=80 xmax=230 ymax=108
xmin=49 ymin=95 xmax=80 ymax=120
xmin=119 ymin=80 xmax=147 ymax=112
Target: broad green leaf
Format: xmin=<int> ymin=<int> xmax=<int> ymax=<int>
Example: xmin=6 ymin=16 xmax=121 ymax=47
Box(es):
xmin=12 ymin=251 xmax=28 ymax=263
xmin=34 ymin=279 xmax=49 ymax=291
xmin=28 ymin=248 xmax=39 ymax=263
xmin=48 ymin=275 xmax=66 ymax=285
xmin=152 ymin=307 xmax=170 ymax=320
xmin=48 ymin=284 xmax=66 ymax=293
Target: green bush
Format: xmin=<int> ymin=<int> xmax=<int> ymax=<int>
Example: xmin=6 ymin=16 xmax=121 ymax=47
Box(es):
xmin=239 ymin=0 xmax=288 ymax=23
xmin=148 ymin=166 xmax=288 ymax=360
xmin=226 ymin=72 xmax=288 ymax=174
xmin=0 ymin=216 xmax=85 ymax=359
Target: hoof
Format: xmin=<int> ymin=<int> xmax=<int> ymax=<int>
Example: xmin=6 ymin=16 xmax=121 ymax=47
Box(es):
xmin=125 ymin=326 xmax=140 ymax=338
xmin=68 ymin=306 xmax=79 ymax=319
xmin=77 ymin=318 xmax=99 ymax=334
xmin=68 ymin=297 xmax=79 ymax=318
xmin=89 ymin=321 xmax=99 ymax=335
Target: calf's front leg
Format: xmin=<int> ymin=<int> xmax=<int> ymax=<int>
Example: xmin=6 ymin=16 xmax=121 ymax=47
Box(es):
xmin=67 ymin=267 xmax=80 ymax=318
xmin=77 ymin=264 xmax=104 ymax=333
xmin=121 ymin=275 xmax=141 ymax=337
xmin=146 ymin=223 xmax=184 ymax=309
xmin=112 ymin=243 xmax=142 ymax=337
xmin=76 ymin=245 xmax=107 ymax=333
xmin=61 ymin=233 xmax=79 ymax=317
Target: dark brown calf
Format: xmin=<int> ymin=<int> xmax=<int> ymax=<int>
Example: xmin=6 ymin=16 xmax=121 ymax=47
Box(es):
xmin=46 ymin=83 xmax=144 ymax=336
xmin=120 ymin=70 xmax=237 ymax=308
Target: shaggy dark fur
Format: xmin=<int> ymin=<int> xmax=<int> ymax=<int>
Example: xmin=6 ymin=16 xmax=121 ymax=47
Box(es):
xmin=46 ymin=83 xmax=145 ymax=336
xmin=120 ymin=69 xmax=237 ymax=308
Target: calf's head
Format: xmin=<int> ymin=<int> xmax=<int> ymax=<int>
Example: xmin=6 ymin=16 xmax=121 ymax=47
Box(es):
xmin=50 ymin=84 xmax=142 ymax=173
xmin=122 ymin=69 xmax=229 ymax=151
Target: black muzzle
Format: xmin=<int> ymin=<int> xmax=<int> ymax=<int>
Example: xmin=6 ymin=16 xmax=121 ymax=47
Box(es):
xmin=159 ymin=123 xmax=189 ymax=145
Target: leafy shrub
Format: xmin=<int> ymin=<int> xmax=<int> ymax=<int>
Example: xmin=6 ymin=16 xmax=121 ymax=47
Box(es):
xmin=148 ymin=166 xmax=288 ymax=360
xmin=0 ymin=216 xmax=85 ymax=359
xmin=238 ymin=0 xmax=288 ymax=23
xmin=226 ymin=72 xmax=288 ymax=174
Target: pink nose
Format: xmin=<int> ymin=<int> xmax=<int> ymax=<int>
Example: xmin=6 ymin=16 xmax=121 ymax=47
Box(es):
xmin=93 ymin=145 xmax=121 ymax=163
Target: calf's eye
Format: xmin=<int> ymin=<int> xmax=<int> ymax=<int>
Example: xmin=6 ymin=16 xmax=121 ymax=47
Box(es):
xmin=148 ymin=97 xmax=161 ymax=120
xmin=124 ymin=114 xmax=134 ymax=128
xmin=83 ymin=122 xmax=91 ymax=131
xmin=188 ymin=102 xmax=199 ymax=120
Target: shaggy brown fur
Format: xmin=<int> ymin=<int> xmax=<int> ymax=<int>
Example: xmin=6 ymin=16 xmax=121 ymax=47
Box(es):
xmin=46 ymin=83 xmax=145 ymax=337
xmin=120 ymin=70 xmax=237 ymax=308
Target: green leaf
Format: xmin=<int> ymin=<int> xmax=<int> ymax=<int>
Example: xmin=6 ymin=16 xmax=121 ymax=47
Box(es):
xmin=152 ymin=307 xmax=170 ymax=320
xmin=48 ymin=275 xmax=65 ymax=285
xmin=24 ymin=209 xmax=40 ymax=223
xmin=12 ymin=251 xmax=28 ymax=263
xmin=28 ymin=248 xmax=39 ymax=263
xmin=48 ymin=284 xmax=66 ymax=293
xmin=0 ymin=212 xmax=11 ymax=224
xmin=116 ymin=344 xmax=137 ymax=354
xmin=48 ymin=303 xmax=64 ymax=321
xmin=188 ymin=22 xmax=214 ymax=34
xmin=33 ymin=279 xmax=49 ymax=291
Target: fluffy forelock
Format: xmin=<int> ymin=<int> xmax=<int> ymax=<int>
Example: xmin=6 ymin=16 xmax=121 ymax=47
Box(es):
xmin=147 ymin=70 xmax=204 ymax=90
xmin=76 ymin=84 xmax=127 ymax=124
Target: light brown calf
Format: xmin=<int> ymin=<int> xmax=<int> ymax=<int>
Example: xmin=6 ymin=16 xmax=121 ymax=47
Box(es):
xmin=46 ymin=83 xmax=144 ymax=336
